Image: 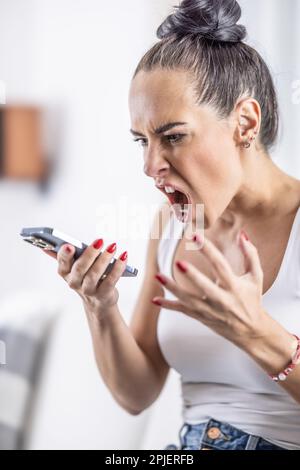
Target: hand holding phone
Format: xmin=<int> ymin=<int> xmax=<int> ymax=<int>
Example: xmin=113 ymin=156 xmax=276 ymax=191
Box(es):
xmin=20 ymin=227 xmax=138 ymax=312
xmin=20 ymin=227 xmax=138 ymax=280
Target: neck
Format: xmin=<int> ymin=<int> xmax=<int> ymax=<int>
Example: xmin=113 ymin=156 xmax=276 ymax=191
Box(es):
xmin=224 ymin=150 xmax=300 ymax=225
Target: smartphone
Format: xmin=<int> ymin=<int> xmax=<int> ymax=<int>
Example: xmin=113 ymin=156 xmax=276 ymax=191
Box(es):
xmin=20 ymin=227 xmax=138 ymax=280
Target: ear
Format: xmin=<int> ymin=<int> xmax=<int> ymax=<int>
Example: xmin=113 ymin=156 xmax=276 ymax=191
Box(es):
xmin=233 ymin=97 xmax=261 ymax=147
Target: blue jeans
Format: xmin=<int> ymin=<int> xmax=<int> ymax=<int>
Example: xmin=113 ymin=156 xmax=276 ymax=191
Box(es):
xmin=165 ymin=418 xmax=287 ymax=450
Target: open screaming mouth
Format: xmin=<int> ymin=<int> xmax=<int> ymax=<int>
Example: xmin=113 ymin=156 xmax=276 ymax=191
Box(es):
xmin=156 ymin=184 xmax=191 ymax=222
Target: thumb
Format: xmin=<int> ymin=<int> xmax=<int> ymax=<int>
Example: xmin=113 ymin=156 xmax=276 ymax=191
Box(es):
xmin=238 ymin=230 xmax=263 ymax=284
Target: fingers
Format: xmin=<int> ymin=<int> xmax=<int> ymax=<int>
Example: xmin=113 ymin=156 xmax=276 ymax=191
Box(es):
xmin=97 ymin=251 xmax=128 ymax=289
xmin=57 ymin=239 xmax=103 ymax=285
xmin=239 ymin=231 xmax=263 ymax=284
xmin=192 ymin=234 xmax=236 ymax=289
xmin=99 ymin=251 xmax=128 ymax=288
xmin=57 ymin=244 xmax=77 ymax=278
xmin=154 ymin=273 xmax=196 ymax=305
xmin=82 ymin=245 xmax=128 ymax=295
xmin=152 ymin=296 xmax=187 ymax=313
xmin=155 ymin=260 xmax=226 ymax=307
xmin=66 ymin=239 xmax=107 ymax=290
xmin=175 ymin=260 xmax=226 ymax=303
xmin=55 ymin=237 xmax=128 ymax=295
xmin=42 ymin=249 xmax=57 ymax=259
xmin=152 ymin=278 xmax=214 ymax=318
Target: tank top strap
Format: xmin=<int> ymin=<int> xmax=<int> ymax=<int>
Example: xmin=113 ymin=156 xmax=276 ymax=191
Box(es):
xmin=263 ymin=205 xmax=300 ymax=299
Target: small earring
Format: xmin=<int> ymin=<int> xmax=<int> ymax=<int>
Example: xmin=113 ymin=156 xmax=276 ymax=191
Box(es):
xmin=243 ymin=140 xmax=251 ymax=149
xmin=243 ymin=133 xmax=256 ymax=148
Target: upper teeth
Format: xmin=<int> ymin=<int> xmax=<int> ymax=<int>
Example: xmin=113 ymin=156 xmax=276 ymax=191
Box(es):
xmin=165 ymin=186 xmax=175 ymax=193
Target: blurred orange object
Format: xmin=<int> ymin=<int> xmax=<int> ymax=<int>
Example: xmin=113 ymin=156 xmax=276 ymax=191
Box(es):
xmin=0 ymin=105 xmax=47 ymax=181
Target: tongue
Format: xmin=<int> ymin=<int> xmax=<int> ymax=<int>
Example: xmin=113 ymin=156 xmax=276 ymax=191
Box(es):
xmin=175 ymin=190 xmax=188 ymax=207
xmin=173 ymin=190 xmax=189 ymax=222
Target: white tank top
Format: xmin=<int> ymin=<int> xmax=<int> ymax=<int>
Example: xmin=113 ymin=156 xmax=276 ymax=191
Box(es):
xmin=157 ymin=207 xmax=300 ymax=450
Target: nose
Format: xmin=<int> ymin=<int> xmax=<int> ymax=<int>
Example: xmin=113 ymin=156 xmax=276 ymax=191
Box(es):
xmin=143 ymin=149 xmax=170 ymax=178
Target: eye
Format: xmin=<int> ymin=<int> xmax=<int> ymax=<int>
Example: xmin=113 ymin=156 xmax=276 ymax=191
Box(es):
xmin=133 ymin=138 xmax=148 ymax=147
xmin=133 ymin=134 xmax=186 ymax=147
xmin=165 ymin=134 xmax=186 ymax=144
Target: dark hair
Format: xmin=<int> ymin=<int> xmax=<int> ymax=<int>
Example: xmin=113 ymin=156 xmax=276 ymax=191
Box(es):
xmin=133 ymin=0 xmax=279 ymax=153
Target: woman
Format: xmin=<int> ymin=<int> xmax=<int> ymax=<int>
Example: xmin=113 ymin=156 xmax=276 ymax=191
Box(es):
xmin=45 ymin=0 xmax=300 ymax=450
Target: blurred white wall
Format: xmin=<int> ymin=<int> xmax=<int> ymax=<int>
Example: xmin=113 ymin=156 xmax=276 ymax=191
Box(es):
xmin=239 ymin=0 xmax=300 ymax=175
xmin=0 ymin=0 xmax=299 ymax=450
xmin=0 ymin=0 xmax=176 ymax=450
xmin=0 ymin=0 xmax=169 ymax=300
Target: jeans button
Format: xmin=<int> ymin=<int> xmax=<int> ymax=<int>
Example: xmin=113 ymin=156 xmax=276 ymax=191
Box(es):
xmin=207 ymin=427 xmax=221 ymax=440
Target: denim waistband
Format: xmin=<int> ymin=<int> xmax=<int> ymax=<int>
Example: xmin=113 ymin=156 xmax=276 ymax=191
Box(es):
xmin=174 ymin=418 xmax=287 ymax=450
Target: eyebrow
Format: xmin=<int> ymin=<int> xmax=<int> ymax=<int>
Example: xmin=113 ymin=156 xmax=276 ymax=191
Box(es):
xmin=130 ymin=122 xmax=188 ymax=137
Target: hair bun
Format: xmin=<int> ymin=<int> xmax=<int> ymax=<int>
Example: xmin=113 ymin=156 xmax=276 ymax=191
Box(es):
xmin=157 ymin=0 xmax=247 ymax=44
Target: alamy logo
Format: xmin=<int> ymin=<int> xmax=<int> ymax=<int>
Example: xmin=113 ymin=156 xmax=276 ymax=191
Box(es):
xmin=0 ymin=340 xmax=6 ymax=365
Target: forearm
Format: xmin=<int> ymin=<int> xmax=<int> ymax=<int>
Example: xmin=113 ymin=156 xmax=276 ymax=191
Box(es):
xmin=241 ymin=311 xmax=300 ymax=405
xmin=84 ymin=303 xmax=161 ymax=414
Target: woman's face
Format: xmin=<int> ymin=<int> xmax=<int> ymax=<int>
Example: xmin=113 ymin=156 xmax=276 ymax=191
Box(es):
xmin=129 ymin=69 xmax=244 ymax=228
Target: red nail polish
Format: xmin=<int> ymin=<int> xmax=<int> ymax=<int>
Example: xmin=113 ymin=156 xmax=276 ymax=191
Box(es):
xmin=193 ymin=234 xmax=203 ymax=245
xmin=155 ymin=274 xmax=167 ymax=285
xmin=241 ymin=230 xmax=249 ymax=241
xmin=107 ymin=242 xmax=117 ymax=253
xmin=65 ymin=245 xmax=72 ymax=253
xmin=120 ymin=251 xmax=128 ymax=261
xmin=176 ymin=260 xmax=188 ymax=273
xmin=93 ymin=239 xmax=104 ymax=250
xmin=152 ymin=299 xmax=162 ymax=306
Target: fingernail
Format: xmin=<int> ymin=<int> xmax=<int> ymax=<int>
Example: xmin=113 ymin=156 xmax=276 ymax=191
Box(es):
xmin=107 ymin=242 xmax=117 ymax=253
xmin=93 ymin=238 xmax=104 ymax=250
xmin=120 ymin=251 xmax=128 ymax=261
xmin=240 ymin=230 xmax=250 ymax=242
xmin=193 ymin=234 xmax=204 ymax=246
xmin=152 ymin=298 xmax=162 ymax=306
xmin=176 ymin=260 xmax=188 ymax=273
xmin=155 ymin=274 xmax=167 ymax=285
xmin=64 ymin=245 xmax=72 ymax=253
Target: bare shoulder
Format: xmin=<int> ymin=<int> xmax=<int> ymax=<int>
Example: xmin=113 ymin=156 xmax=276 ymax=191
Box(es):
xmin=129 ymin=201 xmax=172 ymax=381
